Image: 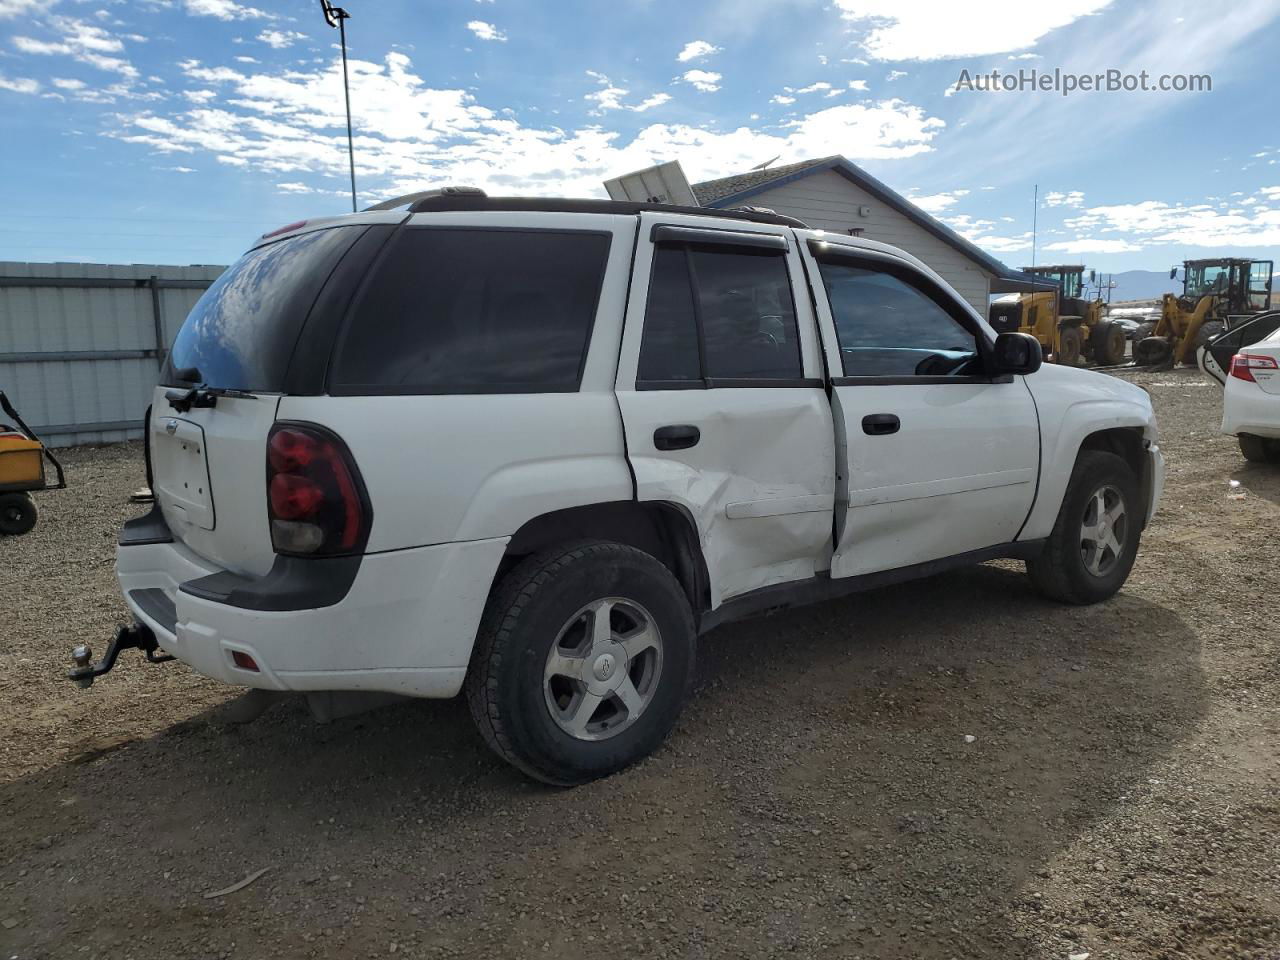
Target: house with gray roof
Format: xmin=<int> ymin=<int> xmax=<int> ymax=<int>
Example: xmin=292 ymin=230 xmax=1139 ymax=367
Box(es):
xmin=690 ymin=155 xmax=1047 ymax=315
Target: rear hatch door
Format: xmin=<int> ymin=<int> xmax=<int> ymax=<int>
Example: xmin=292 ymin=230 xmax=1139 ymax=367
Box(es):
xmin=151 ymin=224 xmax=368 ymax=576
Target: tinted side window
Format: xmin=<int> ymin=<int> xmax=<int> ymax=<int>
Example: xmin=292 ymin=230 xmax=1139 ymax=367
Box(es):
xmin=817 ymin=262 xmax=979 ymax=378
xmin=637 ymin=246 xmax=700 ymax=382
xmin=331 ymin=229 xmax=610 ymax=393
xmin=691 ymin=247 xmax=802 ymax=380
xmin=637 ymin=242 xmax=803 ymax=384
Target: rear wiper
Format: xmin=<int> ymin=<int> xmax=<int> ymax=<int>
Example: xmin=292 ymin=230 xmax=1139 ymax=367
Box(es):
xmin=164 ymin=384 xmax=259 ymax=413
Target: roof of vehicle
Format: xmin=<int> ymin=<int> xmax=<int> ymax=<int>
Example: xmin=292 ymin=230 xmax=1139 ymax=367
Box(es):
xmin=1183 ymin=257 xmax=1264 ymax=267
xmin=1023 ymin=264 xmax=1085 ymax=273
xmin=404 ymin=193 xmax=808 ymax=228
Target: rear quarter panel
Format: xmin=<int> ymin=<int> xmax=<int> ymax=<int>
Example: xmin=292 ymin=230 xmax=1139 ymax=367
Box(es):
xmin=277 ymin=211 xmax=638 ymax=553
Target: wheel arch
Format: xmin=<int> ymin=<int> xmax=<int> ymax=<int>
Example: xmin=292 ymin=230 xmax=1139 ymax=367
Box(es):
xmin=1020 ymin=390 xmax=1156 ymax=541
xmin=496 ymin=500 xmax=711 ymax=622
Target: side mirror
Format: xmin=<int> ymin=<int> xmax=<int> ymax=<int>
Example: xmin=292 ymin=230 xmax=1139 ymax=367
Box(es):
xmin=1090 ymin=270 xmax=1096 ymax=283
xmin=992 ymin=332 xmax=1043 ymax=376
xmin=1170 ymin=267 xmax=1177 ymax=280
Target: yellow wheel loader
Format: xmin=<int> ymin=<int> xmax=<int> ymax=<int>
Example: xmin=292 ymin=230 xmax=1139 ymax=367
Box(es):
xmin=1133 ymin=257 xmax=1273 ymax=366
xmin=988 ymin=265 xmax=1126 ymax=367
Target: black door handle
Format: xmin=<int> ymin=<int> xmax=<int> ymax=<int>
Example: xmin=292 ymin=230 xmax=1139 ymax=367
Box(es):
xmin=862 ymin=413 xmax=900 ymax=436
xmin=654 ymin=424 xmax=700 ymax=451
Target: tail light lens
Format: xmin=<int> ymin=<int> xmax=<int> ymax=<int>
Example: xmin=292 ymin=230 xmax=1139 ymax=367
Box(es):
xmin=1230 ymin=353 xmax=1279 ymax=382
xmin=266 ymin=423 xmax=371 ymax=556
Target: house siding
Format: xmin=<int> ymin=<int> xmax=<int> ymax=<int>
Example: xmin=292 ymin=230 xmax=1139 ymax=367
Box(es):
xmin=738 ymin=170 xmax=992 ymax=314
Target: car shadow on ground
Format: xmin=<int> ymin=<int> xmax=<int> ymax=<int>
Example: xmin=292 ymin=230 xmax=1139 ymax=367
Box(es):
xmin=0 ymin=563 xmax=1206 ymax=959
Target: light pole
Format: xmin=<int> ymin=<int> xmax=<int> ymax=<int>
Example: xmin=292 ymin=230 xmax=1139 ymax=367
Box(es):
xmin=319 ymin=0 xmax=357 ymax=212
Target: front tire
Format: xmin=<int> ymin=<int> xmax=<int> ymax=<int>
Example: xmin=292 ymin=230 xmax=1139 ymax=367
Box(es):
xmin=1090 ymin=320 xmax=1127 ymax=365
xmin=1027 ymin=451 xmax=1141 ymax=605
xmin=0 ymin=492 xmax=37 ymax=536
xmin=1239 ymin=433 xmax=1280 ymax=463
xmin=466 ymin=541 xmax=696 ymax=786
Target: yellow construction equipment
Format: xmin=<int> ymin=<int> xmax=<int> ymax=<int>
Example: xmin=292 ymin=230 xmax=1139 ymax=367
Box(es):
xmin=1133 ymin=257 xmax=1273 ymax=366
xmin=988 ymin=265 xmax=1126 ymax=367
xmin=0 ymin=390 xmax=66 ymax=536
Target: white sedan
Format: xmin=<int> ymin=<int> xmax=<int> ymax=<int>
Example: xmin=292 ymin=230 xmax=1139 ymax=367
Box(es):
xmin=1222 ymin=325 xmax=1280 ymax=463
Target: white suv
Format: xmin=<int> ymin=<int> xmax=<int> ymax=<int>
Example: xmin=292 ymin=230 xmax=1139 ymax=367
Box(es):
xmin=87 ymin=192 xmax=1164 ymax=784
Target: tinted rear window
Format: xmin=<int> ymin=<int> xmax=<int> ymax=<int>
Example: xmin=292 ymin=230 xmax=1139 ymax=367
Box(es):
xmin=329 ymin=228 xmax=611 ymax=394
xmin=163 ymin=226 xmax=363 ymax=390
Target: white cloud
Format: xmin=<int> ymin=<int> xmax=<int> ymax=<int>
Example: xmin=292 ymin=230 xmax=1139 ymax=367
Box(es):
xmin=848 ymin=79 xmax=868 ymax=91
xmin=0 ymin=73 xmax=40 ymax=94
xmin=886 ymin=70 xmax=907 ymax=81
xmin=12 ymin=17 xmax=139 ymax=79
xmin=1044 ymin=237 xmax=1141 ymax=253
xmin=276 ymin=181 xmax=312 ymax=193
xmin=235 ymin=55 xmax=258 ymax=63
xmin=184 ymin=89 xmax=217 ymax=103
xmin=1043 ymin=190 xmax=1085 ymax=207
xmin=680 ymin=69 xmax=721 ymax=92
xmin=1064 ymin=198 xmax=1280 ymax=248
xmin=184 ymin=0 xmax=272 ymax=20
xmin=634 ymin=92 xmax=671 ymax=112
xmin=466 ymin=20 xmax=506 ymax=42
xmin=51 ymin=77 xmax=85 ymax=90
xmin=794 ymin=81 xmax=833 ymax=94
xmin=258 ymin=29 xmax=308 ymax=50
xmin=109 ymin=53 xmax=946 ymax=201
xmin=0 ymin=0 xmax=50 ymax=17
xmin=907 ymin=188 xmax=970 ymax=213
xmin=583 ymin=72 xmax=671 ymax=114
xmin=676 ymin=40 xmax=720 ymax=62
xmin=832 ymin=0 xmax=1114 ymax=60
xmin=770 ymin=95 xmax=795 ymax=105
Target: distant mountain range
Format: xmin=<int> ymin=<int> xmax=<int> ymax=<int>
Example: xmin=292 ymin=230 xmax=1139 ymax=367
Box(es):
xmin=1102 ymin=269 xmax=1179 ymax=302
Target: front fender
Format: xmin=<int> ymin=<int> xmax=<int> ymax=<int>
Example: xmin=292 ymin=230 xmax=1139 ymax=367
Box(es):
xmin=1020 ymin=368 xmax=1157 ymax=541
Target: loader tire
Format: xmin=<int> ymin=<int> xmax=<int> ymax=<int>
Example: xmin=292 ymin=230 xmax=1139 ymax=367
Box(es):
xmin=1027 ymin=451 xmax=1141 ymax=605
xmin=1090 ymin=320 xmax=1127 ymax=365
xmin=0 ymin=492 xmax=37 ymax=536
xmin=1132 ymin=322 xmax=1155 ymax=342
xmin=1056 ymin=325 xmax=1083 ymax=366
xmin=1134 ymin=336 xmax=1173 ymax=366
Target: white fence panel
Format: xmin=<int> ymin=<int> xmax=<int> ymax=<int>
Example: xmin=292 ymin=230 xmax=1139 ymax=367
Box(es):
xmin=0 ymin=261 xmax=225 ymax=447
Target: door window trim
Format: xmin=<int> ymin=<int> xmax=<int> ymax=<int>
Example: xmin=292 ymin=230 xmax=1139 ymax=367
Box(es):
xmin=635 ymin=230 xmax=816 ymax=390
xmin=807 ymin=240 xmax=1003 ymax=385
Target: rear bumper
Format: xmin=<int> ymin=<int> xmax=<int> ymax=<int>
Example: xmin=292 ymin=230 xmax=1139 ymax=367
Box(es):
xmin=1222 ymin=388 xmax=1280 ymax=439
xmin=116 ymin=534 xmax=508 ymax=698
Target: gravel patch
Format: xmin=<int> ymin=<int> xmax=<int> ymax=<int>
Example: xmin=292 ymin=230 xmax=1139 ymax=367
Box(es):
xmin=1 ymin=367 xmax=1278 ymax=959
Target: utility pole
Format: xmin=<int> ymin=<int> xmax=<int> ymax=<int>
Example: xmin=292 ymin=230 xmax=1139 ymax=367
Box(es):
xmin=319 ymin=0 xmax=357 ymax=212
xmin=1031 ymin=183 xmax=1038 ymax=268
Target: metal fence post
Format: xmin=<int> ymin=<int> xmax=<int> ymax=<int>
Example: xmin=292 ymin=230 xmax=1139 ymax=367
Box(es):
xmin=148 ymin=276 xmax=165 ymax=369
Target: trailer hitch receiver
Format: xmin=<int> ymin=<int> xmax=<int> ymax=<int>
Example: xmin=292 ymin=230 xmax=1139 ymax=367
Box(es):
xmin=67 ymin=623 xmax=175 ymax=688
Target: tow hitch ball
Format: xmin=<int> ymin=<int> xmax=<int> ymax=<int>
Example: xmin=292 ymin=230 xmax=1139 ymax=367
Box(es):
xmin=67 ymin=624 xmax=174 ymax=688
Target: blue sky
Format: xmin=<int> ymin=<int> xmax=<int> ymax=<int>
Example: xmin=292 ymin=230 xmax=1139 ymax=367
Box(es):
xmin=2 ymin=0 xmax=1280 ymax=273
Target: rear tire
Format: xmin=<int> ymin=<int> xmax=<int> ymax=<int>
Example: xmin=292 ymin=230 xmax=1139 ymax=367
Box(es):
xmin=1090 ymin=320 xmax=1127 ymax=365
xmin=466 ymin=540 xmax=696 ymax=786
xmin=1239 ymin=433 xmax=1280 ymax=463
xmin=1134 ymin=336 xmax=1173 ymax=366
xmin=0 ymin=492 xmax=37 ymax=536
xmin=1027 ymin=451 xmax=1141 ymax=605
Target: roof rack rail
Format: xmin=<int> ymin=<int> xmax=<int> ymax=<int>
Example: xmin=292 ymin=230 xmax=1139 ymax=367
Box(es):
xmin=364 ymin=186 xmax=487 ymax=212
xmin=401 ymin=194 xmax=809 ymax=228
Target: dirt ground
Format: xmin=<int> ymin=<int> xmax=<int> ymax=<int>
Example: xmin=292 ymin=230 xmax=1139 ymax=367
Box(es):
xmin=2 ymin=367 xmax=1278 ymax=960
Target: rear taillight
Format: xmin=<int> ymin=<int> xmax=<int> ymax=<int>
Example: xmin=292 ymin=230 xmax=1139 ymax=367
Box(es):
xmin=1229 ymin=353 xmax=1279 ymax=382
xmin=266 ymin=423 xmax=371 ymax=556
